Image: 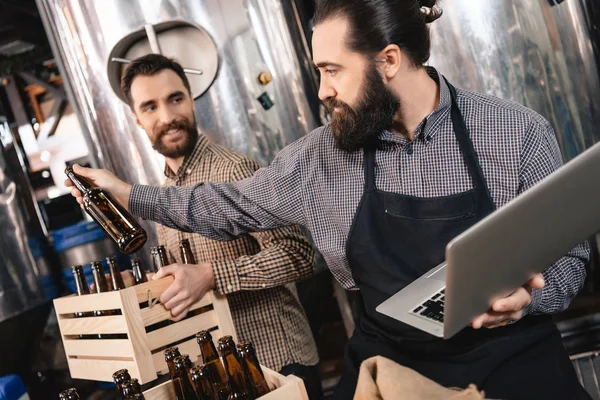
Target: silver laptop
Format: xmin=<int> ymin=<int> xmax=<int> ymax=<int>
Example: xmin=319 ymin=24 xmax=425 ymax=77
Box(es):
xmin=376 ymin=140 xmax=600 ymax=339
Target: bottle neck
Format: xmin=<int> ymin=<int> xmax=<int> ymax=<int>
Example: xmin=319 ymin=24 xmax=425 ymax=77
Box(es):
xmin=65 ymin=167 xmax=93 ymax=195
xmin=74 ymin=272 xmax=90 ymax=295
xmin=180 ymin=241 xmax=196 ymax=264
xmin=199 ymin=340 xmax=219 ymax=362
xmin=108 ymin=260 xmax=125 ymax=290
xmin=157 ymin=247 xmax=170 ymax=266
xmin=92 ymin=264 xmax=109 ymax=293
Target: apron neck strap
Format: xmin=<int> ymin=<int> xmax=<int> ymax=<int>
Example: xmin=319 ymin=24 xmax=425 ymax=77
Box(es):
xmin=444 ymin=77 xmax=495 ymax=214
xmin=363 ymin=148 xmax=376 ymax=192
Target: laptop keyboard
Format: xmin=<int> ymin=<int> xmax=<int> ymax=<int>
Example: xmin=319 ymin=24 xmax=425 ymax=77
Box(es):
xmin=411 ymin=288 xmax=445 ymax=323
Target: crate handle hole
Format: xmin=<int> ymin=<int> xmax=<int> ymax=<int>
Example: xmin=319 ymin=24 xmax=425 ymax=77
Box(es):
xmin=148 ymin=290 xmax=160 ymax=309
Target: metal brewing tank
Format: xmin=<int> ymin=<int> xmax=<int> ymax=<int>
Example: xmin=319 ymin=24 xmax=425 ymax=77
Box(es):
xmin=37 ymin=0 xmax=600 ymax=262
xmin=429 ymin=0 xmax=600 ymax=160
xmin=36 ymin=0 xmax=323 ymax=260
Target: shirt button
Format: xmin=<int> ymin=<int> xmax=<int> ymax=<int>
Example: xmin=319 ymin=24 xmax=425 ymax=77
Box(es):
xmin=261 ymin=283 xmax=266 ymax=288
xmin=426 ymin=135 xmax=432 ymax=142
xmin=406 ymin=145 xmax=414 ymax=155
xmin=186 ymin=169 xmax=192 ymax=174
xmin=227 ymin=284 xmax=233 ymax=291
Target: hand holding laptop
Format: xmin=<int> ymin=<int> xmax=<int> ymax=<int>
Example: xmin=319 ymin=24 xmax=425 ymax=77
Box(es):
xmin=471 ymin=273 xmax=545 ymax=330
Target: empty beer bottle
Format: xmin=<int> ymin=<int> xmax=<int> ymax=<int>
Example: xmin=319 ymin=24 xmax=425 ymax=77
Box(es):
xmin=131 ymin=258 xmax=148 ymax=284
xmin=58 ymin=388 xmax=80 ymax=399
xmin=121 ymin=378 xmax=143 ymax=398
xmin=197 ymin=330 xmax=229 ymax=400
xmin=72 ymin=265 xmax=90 ymax=298
xmin=157 ymin=245 xmax=170 ymax=266
xmin=150 ymin=247 xmax=159 ymax=272
xmin=151 ymin=245 xmax=170 ymax=272
xmin=91 ymin=261 xmax=115 ymax=332
xmin=173 ymin=355 xmax=197 ymax=400
xmin=91 ymin=261 xmax=110 ymax=295
xmin=164 ymin=347 xmax=182 ymax=380
xmin=65 ymin=166 xmax=147 ymax=254
xmin=218 ymin=337 xmax=251 ymax=400
xmin=190 ymin=365 xmax=216 ymax=400
xmin=179 ymin=239 xmax=197 ymax=264
xmin=72 ymin=264 xmax=92 ymax=338
xmin=113 ymin=368 xmax=132 ymax=399
xmin=237 ymin=343 xmax=270 ymax=397
xmin=107 ymin=256 xmax=126 ymax=291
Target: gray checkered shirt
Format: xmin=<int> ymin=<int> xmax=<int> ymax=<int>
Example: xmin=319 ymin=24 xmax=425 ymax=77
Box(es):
xmin=131 ymin=68 xmax=589 ymax=315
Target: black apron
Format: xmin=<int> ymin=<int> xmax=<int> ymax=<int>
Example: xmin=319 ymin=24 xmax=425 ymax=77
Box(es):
xmin=334 ymin=80 xmax=588 ymax=400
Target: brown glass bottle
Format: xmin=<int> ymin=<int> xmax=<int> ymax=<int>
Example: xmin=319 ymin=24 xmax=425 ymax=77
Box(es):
xmin=237 ymin=343 xmax=270 ymax=397
xmin=190 ymin=365 xmax=216 ymax=400
xmin=218 ymin=337 xmax=251 ymax=400
xmin=164 ymin=347 xmax=182 ymax=380
xmin=65 ymin=166 xmax=147 ymax=254
xmin=72 ymin=265 xmax=92 ymax=338
xmin=150 ymin=247 xmax=159 ymax=272
xmin=180 ymin=239 xmax=197 ymax=264
xmin=72 ymin=265 xmax=91 ymax=312
xmin=157 ymin=245 xmax=170 ymax=266
xmin=107 ymin=256 xmax=126 ymax=290
xmin=173 ymin=355 xmax=197 ymax=400
xmin=131 ymin=258 xmax=148 ymax=284
xmin=121 ymin=378 xmax=143 ymax=399
xmin=91 ymin=261 xmax=115 ymax=322
xmin=58 ymin=388 xmax=80 ymax=399
xmin=127 ymin=394 xmax=146 ymax=400
xmin=197 ymin=330 xmax=229 ymax=400
xmin=113 ymin=368 xmax=132 ymax=399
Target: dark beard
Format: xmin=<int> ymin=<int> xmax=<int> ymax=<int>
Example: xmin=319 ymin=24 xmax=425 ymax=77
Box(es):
xmin=324 ymin=64 xmax=401 ymax=153
xmin=152 ymin=117 xmax=199 ymax=158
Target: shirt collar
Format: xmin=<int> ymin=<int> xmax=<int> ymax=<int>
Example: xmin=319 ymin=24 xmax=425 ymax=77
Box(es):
xmin=164 ymin=132 xmax=210 ymax=179
xmin=380 ymin=66 xmax=452 ymax=145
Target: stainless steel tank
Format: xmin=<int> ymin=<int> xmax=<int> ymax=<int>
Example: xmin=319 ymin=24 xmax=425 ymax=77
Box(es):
xmin=0 ymin=122 xmax=45 ymax=322
xmin=36 ymin=0 xmax=323 ymax=259
xmin=429 ymin=0 xmax=600 ymax=160
xmin=36 ymin=1 xmax=600 ymax=255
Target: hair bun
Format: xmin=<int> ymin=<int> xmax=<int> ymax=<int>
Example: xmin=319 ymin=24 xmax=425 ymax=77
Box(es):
xmin=419 ymin=0 xmax=443 ymax=23
xmin=419 ymin=0 xmax=437 ymax=7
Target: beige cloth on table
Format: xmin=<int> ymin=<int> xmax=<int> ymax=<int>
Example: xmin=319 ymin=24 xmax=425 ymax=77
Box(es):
xmin=353 ymin=356 xmax=493 ymax=400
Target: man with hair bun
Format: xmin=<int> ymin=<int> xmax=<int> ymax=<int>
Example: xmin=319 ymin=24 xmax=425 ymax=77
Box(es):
xmin=67 ymin=0 xmax=590 ymax=398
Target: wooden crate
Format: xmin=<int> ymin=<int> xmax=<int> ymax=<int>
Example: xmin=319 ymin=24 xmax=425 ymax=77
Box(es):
xmin=53 ymin=276 xmax=236 ymax=384
xmin=143 ymin=365 xmax=308 ymax=400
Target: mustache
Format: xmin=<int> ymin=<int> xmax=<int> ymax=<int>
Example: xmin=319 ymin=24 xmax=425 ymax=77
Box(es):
xmin=323 ymin=98 xmax=353 ymax=114
xmin=155 ymin=118 xmax=190 ymax=139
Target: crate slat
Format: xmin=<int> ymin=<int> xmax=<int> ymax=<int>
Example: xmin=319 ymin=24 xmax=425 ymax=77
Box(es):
xmin=146 ymin=310 xmax=219 ymax=351
xmin=120 ymin=286 xmax=157 ymax=383
xmin=67 ymin=358 xmax=140 ymax=382
xmin=211 ymin=292 xmax=237 ymax=341
xmin=63 ymin=339 xmax=133 ymax=358
xmin=54 ymin=291 xmax=122 ymax=315
xmin=143 ymin=380 xmax=176 ymax=400
xmin=140 ymin=294 xmax=212 ymax=327
xmin=58 ymin=315 xmax=128 ymax=335
xmin=133 ymin=277 xmax=174 ymax=303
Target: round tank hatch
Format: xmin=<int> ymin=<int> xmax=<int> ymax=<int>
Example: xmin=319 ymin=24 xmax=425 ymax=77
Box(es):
xmin=107 ymin=20 xmax=219 ymax=103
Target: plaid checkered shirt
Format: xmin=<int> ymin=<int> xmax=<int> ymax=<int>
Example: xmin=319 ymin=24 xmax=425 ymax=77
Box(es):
xmin=155 ymin=134 xmax=319 ymax=371
xmin=132 ymin=67 xmax=589 ymax=317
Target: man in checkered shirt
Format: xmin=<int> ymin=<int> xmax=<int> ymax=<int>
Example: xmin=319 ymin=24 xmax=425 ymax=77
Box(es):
xmin=67 ymin=0 xmax=591 ymax=398
xmin=112 ymin=54 xmax=323 ymax=399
